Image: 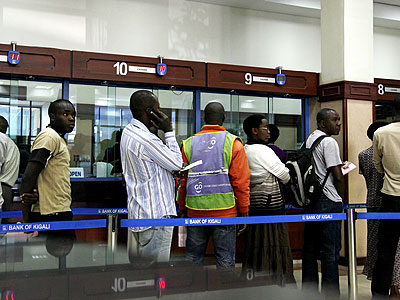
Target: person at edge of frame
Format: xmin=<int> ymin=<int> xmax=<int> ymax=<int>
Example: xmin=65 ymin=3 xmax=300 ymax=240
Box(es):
xmin=371 ymin=94 xmax=400 ymax=299
xmin=0 ymin=116 xmax=20 ymax=223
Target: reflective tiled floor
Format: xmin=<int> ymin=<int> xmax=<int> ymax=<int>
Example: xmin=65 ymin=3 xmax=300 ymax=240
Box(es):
xmin=0 ymin=234 xmax=381 ymax=299
xmin=292 ymin=261 xmax=372 ymax=300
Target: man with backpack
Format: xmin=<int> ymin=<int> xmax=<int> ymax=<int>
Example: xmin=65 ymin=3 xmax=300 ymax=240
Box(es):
xmin=301 ymin=108 xmax=345 ymax=299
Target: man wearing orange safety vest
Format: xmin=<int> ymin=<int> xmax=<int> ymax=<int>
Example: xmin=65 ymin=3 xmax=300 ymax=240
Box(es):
xmin=178 ymin=102 xmax=250 ymax=271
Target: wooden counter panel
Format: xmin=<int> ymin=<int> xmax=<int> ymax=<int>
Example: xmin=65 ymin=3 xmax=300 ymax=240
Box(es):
xmin=0 ymin=44 xmax=70 ymax=78
xmin=207 ymin=63 xmax=318 ymax=96
xmin=72 ymin=51 xmax=206 ymax=87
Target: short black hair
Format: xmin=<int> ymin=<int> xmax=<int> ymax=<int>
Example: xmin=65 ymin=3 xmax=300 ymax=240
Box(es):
xmin=48 ymin=99 xmax=74 ymax=117
xmin=130 ymin=90 xmax=157 ymax=119
xmin=204 ymin=102 xmax=225 ymax=126
xmin=268 ymin=124 xmax=280 ymax=143
xmin=367 ymin=121 xmax=388 ymax=140
xmin=243 ymin=114 xmax=265 ymax=138
xmin=317 ymin=108 xmax=337 ymax=125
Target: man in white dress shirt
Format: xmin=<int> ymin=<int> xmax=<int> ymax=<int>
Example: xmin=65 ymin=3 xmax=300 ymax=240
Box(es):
xmin=121 ymin=90 xmax=182 ymax=266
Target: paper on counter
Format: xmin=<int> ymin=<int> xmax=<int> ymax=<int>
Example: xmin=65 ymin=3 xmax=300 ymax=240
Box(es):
xmin=342 ymin=162 xmax=356 ymax=175
xmin=181 ymin=160 xmax=203 ymax=171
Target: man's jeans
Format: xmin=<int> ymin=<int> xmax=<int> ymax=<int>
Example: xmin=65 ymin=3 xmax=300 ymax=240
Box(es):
xmin=186 ymin=225 xmax=236 ymax=270
xmin=127 ymin=224 xmax=173 ymax=268
xmin=302 ymin=194 xmax=342 ymax=298
xmin=371 ymin=194 xmax=400 ymax=298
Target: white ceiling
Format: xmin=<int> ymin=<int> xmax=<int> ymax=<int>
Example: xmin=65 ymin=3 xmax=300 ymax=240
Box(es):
xmin=187 ymin=0 xmax=400 ymax=28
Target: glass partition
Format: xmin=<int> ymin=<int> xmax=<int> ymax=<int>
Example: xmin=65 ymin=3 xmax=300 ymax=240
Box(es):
xmin=0 ymin=79 xmax=62 ymax=176
xmin=376 ymin=102 xmax=396 ymax=123
xmin=268 ymin=97 xmax=303 ymax=150
xmin=69 ymin=85 xmax=194 ymax=177
xmin=200 ymin=92 xmax=303 ymax=150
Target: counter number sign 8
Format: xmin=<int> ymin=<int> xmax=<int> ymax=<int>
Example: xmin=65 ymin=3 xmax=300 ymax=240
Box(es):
xmin=377 ymin=84 xmax=385 ymax=96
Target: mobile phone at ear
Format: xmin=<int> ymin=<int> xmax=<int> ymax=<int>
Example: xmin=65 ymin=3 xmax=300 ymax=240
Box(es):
xmin=146 ymin=107 xmax=160 ymax=125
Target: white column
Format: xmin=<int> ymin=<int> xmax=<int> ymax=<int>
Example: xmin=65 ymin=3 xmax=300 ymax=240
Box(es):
xmin=321 ymin=0 xmax=374 ymax=84
xmin=320 ymin=0 xmax=374 ymax=260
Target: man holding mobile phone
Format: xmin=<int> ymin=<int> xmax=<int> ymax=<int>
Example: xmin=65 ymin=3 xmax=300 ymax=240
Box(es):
xmin=120 ymin=90 xmax=183 ymax=266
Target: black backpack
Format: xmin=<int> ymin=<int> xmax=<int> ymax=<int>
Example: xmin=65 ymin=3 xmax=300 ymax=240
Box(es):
xmin=284 ymin=135 xmax=331 ymax=208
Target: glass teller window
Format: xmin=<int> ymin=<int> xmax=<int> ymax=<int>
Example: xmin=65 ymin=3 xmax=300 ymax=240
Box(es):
xmin=69 ymin=85 xmax=194 ymax=178
xmin=0 ymin=79 xmax=62 ymax=176
xmin=200 ymin=92 xmax=303 ymax=150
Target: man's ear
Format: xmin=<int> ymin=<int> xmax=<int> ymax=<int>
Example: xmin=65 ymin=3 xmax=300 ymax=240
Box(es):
xmin=49 ymin=113 xmax=55 ymax=122
xmin=222 ymin=114 xmax=225 ymax=124
xmin=251 ymin=127 xmax=258 ymax=135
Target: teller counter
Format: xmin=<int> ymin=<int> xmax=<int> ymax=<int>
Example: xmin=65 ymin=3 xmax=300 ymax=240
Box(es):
xmin=70 ymin=177 xmax=127 ymax=243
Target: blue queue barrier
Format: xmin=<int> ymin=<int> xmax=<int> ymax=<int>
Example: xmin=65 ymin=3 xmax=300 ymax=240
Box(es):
xmin=0 ymin=208 xmax=129 ymax=218
xmin=0 ymin=204 xmax=367 ymax=219
xmin=345 ymin=204 xmax=367 ymax=209
xmin=0 ymin=211 xmax=23 ymax=218
xmin=71 ymin=208 xmax=128 ymax=215
xmin=120 ymin=213 xmax=347 ymax=228
xmin=0 ymin=219 xmax=107 ymax=233
xmin=357 ymin=212 xmax=400 ymax=220
xmin=285 ymin=203 xmax=367 ymax=210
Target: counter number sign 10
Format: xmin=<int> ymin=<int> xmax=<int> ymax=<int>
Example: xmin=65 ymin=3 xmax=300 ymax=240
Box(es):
xmin=157 ymin=277 xmax=166 ymax=291
xmin=157 ymin=63 xmax=167 ymax=76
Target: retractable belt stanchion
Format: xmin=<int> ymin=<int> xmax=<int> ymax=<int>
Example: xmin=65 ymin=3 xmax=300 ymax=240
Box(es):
xmin=107 ymin=214 xmax=118 ymax=254
xmin=347 ymin=208 xmax=358 ymax=300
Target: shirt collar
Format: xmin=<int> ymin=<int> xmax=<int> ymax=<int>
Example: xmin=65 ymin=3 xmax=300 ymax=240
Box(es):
xmin=200 ymin=125 xmax=226 ymax=132
xmin=131 ymin=118 xmax=150 ymax=133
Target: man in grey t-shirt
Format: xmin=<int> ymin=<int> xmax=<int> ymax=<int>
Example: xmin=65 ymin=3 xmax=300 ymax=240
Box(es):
xmin=302 ymin=108 xmax=345 ymax=299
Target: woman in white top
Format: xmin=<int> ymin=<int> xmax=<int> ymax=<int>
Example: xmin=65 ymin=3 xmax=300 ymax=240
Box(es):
xmin=241 ymin=114 xmax=295 ymax=285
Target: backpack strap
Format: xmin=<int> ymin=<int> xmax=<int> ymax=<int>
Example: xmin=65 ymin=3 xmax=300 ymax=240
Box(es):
xmin=320 ymin=167 xmax=332 ymax=190
xmin=307 ymin=134 xmax=331 ymax=190
xmin=300 ymin=134 xmax=328 ymax=150
xmin=309 ymin=134 xmax=329 ymax=150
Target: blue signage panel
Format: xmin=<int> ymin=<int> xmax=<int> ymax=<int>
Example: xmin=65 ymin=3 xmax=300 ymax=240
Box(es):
xmin=156 ymin=63 xmax=167 ymax=76
xmin=8 ymin=51 xmax=20 ymax=65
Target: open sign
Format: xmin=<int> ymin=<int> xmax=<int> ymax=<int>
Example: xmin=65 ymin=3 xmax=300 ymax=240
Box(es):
xmin=70 ymin=167 xmax=84 ymax=178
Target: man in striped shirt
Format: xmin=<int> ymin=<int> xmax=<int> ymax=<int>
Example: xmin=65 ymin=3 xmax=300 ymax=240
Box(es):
xmin=120 ymin=90 xmax=183 ymax=266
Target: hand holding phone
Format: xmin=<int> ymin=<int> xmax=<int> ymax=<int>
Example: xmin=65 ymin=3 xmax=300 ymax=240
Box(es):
xmin=146 ymin=107 xmax=173 ymax=132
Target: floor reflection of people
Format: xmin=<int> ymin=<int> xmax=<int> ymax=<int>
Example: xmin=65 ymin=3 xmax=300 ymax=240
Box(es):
xmin=45 ymin=232 xmax=75 ymax=271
